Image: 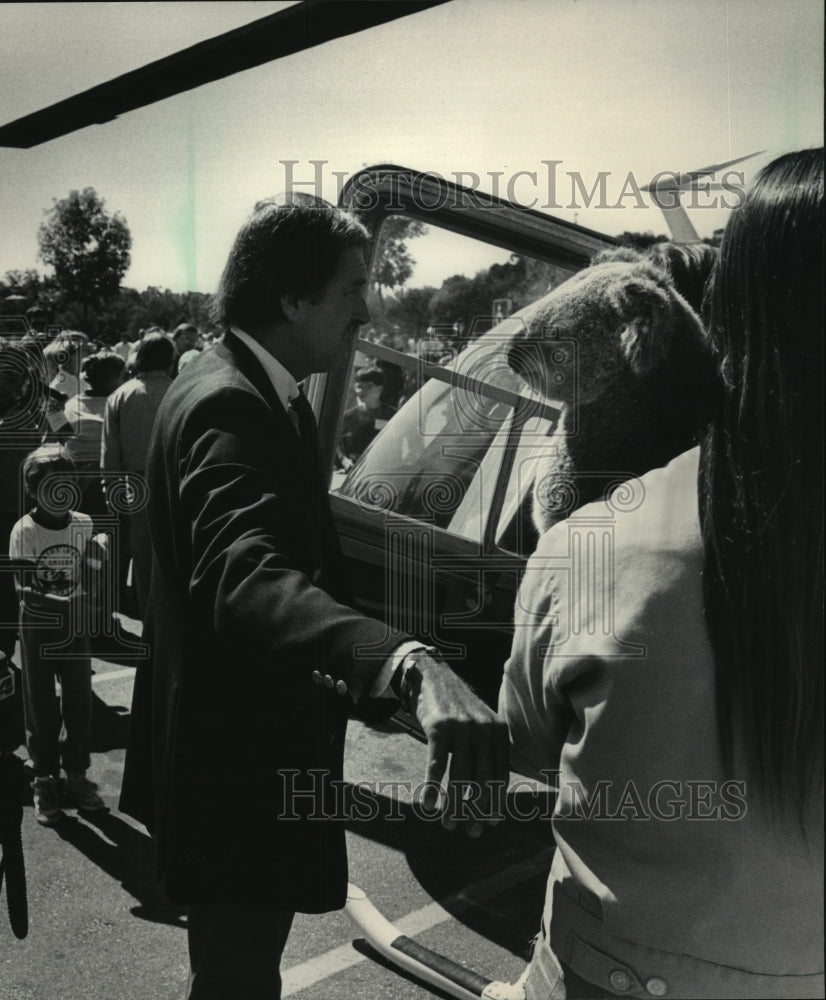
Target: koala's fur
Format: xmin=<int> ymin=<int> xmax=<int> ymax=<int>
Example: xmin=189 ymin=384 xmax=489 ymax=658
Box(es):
xmin=506 ymin=244 xmax=716 ymax=536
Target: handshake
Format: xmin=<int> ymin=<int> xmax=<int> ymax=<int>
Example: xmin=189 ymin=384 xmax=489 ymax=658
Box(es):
xmin=394 ymin=648 xmax=510 ymax=838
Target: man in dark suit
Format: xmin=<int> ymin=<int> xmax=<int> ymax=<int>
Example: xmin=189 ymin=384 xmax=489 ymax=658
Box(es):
xmin=119 ymin=197 xmax=508 ymax=998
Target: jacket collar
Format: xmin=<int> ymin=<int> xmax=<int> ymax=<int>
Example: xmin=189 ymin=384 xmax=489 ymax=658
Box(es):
xmin=219 ymin=329 xmax=310 ymax=472
xmin=230 ymin=326 xmax=299 ymax=414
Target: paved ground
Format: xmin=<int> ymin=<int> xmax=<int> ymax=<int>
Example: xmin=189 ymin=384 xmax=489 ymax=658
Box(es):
xmin=1 ymin=615 xmax=555 ymax=999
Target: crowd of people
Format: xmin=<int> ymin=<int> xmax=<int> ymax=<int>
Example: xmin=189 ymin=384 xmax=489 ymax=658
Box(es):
xmin=0 ymin=148 xmax=822 ymax=1000
xmin=0 ymin=323 xmax=212 ymax=817
xmin=0 ymin=315 xmax=418 ymax=830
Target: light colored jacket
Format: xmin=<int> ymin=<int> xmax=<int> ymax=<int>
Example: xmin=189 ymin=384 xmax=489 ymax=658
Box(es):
xmin=61 ymin=393 xmax=108 ymax=465
xmin=101 ymin=372 xmax=172 ymax=475
xmin=500 ymin=447 xmax=824 ymax=998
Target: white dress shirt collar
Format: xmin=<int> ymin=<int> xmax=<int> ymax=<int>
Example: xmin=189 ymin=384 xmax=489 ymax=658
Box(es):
xmin=230 ymin=326 xmax=300 ymax=413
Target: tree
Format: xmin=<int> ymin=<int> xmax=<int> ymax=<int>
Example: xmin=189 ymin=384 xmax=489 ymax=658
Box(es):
xmin=0 ymin=268 xmax=62 ymax=329
xmin=429 ymin=273 xmax=479 ymax=326
xmin=1 ymin=268 xmax=42 ymax=298
xmin=38 ymin=187 xmax=131 ymax=320
xmin=428 ymin=255 xmax=569 ymax=335
xmin=372 ymin=217 xmax=428 ymax=298
xmin=1 ymin=269 xmax=41 ymax=318
xmin=386 ymin=285 xmax=438 ymax=339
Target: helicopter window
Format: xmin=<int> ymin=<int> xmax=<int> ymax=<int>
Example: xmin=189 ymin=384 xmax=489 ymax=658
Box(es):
xmin=333 ymin=219 xmax=564 ymax=549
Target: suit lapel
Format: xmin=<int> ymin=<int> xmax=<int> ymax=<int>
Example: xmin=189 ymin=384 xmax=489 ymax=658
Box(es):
xmin=219 ymin=331 xmax=308 ymax=475
xmin=218 ymin=333 xmax=340 ymax=582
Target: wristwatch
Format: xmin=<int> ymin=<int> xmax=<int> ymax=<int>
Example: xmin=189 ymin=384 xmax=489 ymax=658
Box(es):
xmin=389 ymin=645 xmax=440 ymax=712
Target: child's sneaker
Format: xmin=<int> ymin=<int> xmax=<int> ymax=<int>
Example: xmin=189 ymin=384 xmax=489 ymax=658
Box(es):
xmin=32 ymin=776 xmax=65 ymax=826
xmin=65 ymin=772 xmax=107 ymax=812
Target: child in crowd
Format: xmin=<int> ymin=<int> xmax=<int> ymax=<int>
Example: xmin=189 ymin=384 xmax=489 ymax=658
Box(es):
xmin=59 ymin=351 xmax=126 ymax=524
xmin=8 ymin=444 xmax=107 ymax=824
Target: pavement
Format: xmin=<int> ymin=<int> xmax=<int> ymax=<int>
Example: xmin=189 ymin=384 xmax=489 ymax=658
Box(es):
xmin=1 ymin=614 xmax=555 ymax=1000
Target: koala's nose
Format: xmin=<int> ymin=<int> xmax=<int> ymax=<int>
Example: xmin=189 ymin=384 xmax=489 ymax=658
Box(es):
xmin=505 ymin=325 xmax=529 ymax=374
xmin=506 ymin=339 xmax=544 ymax=387
xmin=505 ymin=337 xmax=525 ymax=376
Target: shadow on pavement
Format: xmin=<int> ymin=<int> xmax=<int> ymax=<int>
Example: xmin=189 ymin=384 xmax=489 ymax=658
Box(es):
xmin=344 ymin=784 xmax=552 ymax=959
xmin=91 ymin=690 xmax=131 ymax=752
xmin=89 ymin=614 xmax=148 ymax=667
xmin=54 ymin=809 xmax=185 ymax=928
xmin=12 ymin=690 xmax=132 ymax=785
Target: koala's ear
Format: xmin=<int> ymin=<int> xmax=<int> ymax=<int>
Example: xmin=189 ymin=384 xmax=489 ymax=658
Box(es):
xmin=619 ymin=313 xmax=657 ymax=374
xmin=614 ymin=280 xmax=672 ymax=375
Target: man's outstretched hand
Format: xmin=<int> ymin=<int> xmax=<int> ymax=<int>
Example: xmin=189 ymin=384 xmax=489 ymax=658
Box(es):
xmin=404 ymin=652 xmax=510 ymax=837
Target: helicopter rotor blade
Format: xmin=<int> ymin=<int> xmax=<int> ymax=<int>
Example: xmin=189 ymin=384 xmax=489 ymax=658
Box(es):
xmin=0 ymin=0 xmax=452 ymax=149
xmin=642 ymin=150 xmax=765 ymax=191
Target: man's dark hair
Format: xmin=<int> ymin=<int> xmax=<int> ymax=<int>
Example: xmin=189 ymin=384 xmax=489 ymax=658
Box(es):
xmin=214 ymin=196 xmax=369 ymax=332
xmin=135 ymin=333 xmax=175 ymax=374
xmin=82 ymin=351 xmax=125 ymax=392
xmin=355 ymin=366 xmax=385 ymax=388
xmin=172 ymin=323 xmax=198 ymax=343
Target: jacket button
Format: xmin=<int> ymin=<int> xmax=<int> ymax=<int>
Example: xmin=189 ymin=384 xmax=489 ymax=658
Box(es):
xmin=323 ymin=674 xmax=334 ymax=689
xmin=335 ymin=680 xmax=348 ymax=696
xmin=312 ymin=568 xmax=322 ymax=584
xmin=609 ymin=970 xmax=631 ymax=992
xmin=646 ymin=978 xmax=668 ymax=996
xmin=312 ymin=670 xmax=323 ymax=686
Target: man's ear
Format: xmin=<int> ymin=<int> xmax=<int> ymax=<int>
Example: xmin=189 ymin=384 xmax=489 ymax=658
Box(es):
xmin=280 ymin=292 xmax=302 ymax=322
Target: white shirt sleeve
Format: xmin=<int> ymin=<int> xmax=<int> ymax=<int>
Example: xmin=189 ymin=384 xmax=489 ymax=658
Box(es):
xmin=370 ymin=640 xmax=430 ymax=699
xmin=8 ymin=518 xmax=34 ymax=562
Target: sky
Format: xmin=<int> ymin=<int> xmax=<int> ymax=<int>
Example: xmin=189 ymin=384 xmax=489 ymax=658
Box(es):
xmin=0 ymin=0 xmax=822 ymax=295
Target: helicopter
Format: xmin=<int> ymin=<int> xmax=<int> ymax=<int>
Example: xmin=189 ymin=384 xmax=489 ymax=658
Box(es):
xmin=0 ymin=0 xmax=761 ymax=243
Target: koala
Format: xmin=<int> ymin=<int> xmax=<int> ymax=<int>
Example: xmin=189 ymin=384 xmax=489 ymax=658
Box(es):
xmin=506 ymin=243 xmax=717 ymax=536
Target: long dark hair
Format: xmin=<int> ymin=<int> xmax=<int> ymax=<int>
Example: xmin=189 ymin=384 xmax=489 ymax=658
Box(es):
xmin=700 ymin=148 xmax=824 ymax=812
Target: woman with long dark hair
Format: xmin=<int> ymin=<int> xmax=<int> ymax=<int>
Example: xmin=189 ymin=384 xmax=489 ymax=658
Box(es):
xmin=700 ymin=147 xmax=823 ymax=815
xmin=500 ymin=149 xmax=823 ymax=999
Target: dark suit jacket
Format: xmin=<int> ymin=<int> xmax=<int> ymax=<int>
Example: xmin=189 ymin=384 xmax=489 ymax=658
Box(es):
xmin=119 ymin=332 xmax=399 ymax=911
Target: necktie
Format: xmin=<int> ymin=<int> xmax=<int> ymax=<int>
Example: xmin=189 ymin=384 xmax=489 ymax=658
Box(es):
xmin=289 ymin=389 xmax=318 ymax=455
xmin=289 ymin=387 xmax=334 ymax=576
